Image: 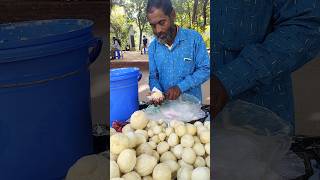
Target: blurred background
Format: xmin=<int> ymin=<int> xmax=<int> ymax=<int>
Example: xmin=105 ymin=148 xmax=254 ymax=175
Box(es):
xmin=110 ymin=0 xmax=210 ymax=51
xmin=0 ymin=0 xmax=109 ymax=127
xmin=110 ymin=0 xmax=211 ymax=106
xmin=0 ymin=0 xmax=319 ymax=135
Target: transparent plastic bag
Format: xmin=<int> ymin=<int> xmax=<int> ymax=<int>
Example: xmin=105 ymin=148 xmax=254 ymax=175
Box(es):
xmin=215 ymin=99 xmax=293 ymax=136
xmin=213 ymin=100 xmax=304 ymax=180
xmin=143 ymin=94 xmax=206 ymax=124
xmin=272 ymin=151 xmax=306 ymax=179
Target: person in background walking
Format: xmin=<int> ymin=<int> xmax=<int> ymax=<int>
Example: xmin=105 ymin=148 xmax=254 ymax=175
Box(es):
xmin=112 ymin=37 xmax=121 ymax=59
xmin=142 ymin=35 xmax=148 ymax=54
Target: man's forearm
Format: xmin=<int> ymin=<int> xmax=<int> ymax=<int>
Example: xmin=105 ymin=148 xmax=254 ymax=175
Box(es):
xmin=214 ymin=0 xmax=320 ymax=98
xmin=177 ymin=67 xmax=210 ymax=93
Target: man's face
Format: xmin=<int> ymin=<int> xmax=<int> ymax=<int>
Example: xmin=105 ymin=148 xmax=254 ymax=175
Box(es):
xmin=147 ymin=8 xmax=176 ymax=44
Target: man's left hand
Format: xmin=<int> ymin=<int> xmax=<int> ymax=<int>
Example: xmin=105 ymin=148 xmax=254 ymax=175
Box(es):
xmin=166 ymin=86 xmax=181 ymax=100
xmin=212 ymin=75 xmax=229 ymax=118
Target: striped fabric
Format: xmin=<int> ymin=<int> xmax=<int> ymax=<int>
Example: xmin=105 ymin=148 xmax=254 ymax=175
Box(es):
xmin=148 ymin=27 xmax=210 ymax=101
xmin=211 ymin=0 xmax=320 ymax=127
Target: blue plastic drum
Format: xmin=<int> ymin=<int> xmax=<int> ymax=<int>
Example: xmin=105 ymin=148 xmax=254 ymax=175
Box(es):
xmin=110 ymin=67 xmax=142 ymax=126
xmin=0 ymin=19 xmax=102 ymax=180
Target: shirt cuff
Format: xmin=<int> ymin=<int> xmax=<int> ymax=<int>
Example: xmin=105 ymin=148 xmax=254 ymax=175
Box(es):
xmin=177 ymin=81 xmax=189 ymax=93
xmin=214 ymin=58 xmax=256 ymax=99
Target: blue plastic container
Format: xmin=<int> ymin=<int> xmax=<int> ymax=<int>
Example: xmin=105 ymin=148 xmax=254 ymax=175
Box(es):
xmin=0 ymin=19 xmax=102 ymax=180
xmin=110 ymin=67 xmax=142 ymax=126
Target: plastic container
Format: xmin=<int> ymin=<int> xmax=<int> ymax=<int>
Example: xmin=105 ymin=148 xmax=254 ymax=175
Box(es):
xmin=0 ymin=19 xmax=102 ymax=180
xmin=110 ymin=67 xmax=142 ymax=126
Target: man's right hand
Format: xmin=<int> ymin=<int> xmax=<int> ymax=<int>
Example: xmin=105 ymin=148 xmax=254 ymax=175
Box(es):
xmin=147 ymin=91 xmax=165 ymax=106
xmin=150 ymin=98 xmax=164 ymax=106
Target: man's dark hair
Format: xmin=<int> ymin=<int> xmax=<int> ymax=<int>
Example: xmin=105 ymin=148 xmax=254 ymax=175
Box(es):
xmin=146 ymin=0 xmax=173 ymax=16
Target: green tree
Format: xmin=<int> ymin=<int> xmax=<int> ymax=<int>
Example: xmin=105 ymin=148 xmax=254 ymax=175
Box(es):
xmin=172 ymin=0 xmax=209 ymax=32
xmin=111 ymin=0 xmax=126 ymax=7
xmin=172 ymin=0 xmax=210 ymax=47
xmin=125 ymin=0 xmax=149 ymax=51
xmin=110 ymin=5 xmax=129 ymax=49
xmin=110 ymin=0 xmax=210 ymax=49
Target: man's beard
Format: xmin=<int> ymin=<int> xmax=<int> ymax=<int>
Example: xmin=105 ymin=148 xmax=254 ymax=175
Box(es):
xmin=157 ymin=24 xmax=176 ymax=45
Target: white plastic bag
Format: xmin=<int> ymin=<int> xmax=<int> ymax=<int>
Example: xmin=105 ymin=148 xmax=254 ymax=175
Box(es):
xmin=213 ymin=100 xmax=304 ymax=180
xmin=144 ymin=94 xmax=206 ymax=124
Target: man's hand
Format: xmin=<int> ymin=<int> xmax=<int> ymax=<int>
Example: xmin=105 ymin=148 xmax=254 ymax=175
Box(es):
xmin=151 ymin=98 xmax=164 ymax=106
xmin=212 ymin=75 xmax=229 ymax=118
xmin=165 ymin=86 xmax=181 ymax=100
xmin=147 ymin=92 xmax=165 ymax=106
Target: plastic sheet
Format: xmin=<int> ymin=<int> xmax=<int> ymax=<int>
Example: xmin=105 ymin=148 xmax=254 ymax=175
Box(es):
xmin=213 ymin=100 xmax=304 ymax=180
xmin=144 ymin=94 xmax=206 ymax=124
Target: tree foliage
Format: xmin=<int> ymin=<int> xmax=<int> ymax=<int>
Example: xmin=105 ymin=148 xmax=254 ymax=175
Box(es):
xmin=172 ymin=0 xmax=210 ymax=47
xmin=110 ymin=6 xmax=129 ymax=48
xmin=172 ymin=0 xmax=210 ymax=32
xmin=110 ymin=0 xmax=210 ymax=49
xmin=125 ymin=0 xmax=149 ymax=50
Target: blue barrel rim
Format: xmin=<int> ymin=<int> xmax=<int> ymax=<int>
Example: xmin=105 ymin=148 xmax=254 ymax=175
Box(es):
xmin=110 ymin=67 xmax=140 ymax=82
xmin=0 ymin=19 xmax=94 ymax=50
xmin=0 ymin=34 xmax=94 ymax=63
xmin=0 ymin=19 xmax=98 ymax=179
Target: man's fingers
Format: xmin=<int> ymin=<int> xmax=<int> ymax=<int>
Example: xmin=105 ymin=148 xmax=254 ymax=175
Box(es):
xmin=164 ymin=93 xmax=167 ymax=99
xmin=212 ymin=75 xmax=229 ymax=118
xmin=166 ymin=91 xmax=171 ymax=100
xmin=153 ymin=99 xmax=162 ymax=106
xmin=165 ymin=88 xmax=180 ymax=100
xmin=172 ymin=91 xmax=177 ymax=100
xmin=169 ymin=91 xmax=174 ymax=100
xmin=171 ymin=90 xmax=175 ymax=100
xmin=167 ymin=93 xmax=171 ymax=100
xmin=151 ymin=100 xmax=158 ymax=106
xmin=175 ymin=90 xmax=180 ymax=99
xmin=172 ymin=89 xmax=180 ymax=100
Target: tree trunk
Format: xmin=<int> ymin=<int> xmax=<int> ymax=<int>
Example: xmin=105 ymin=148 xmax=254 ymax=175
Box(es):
xmin=137 ymin=23 xmax=145 ymax=51
xmin=139 ymin=28 xmax=143 ymax=51
xmin=192 ymin=0 xmax=199 ymax=25
xmin=202 ymin=0 xmax=209 ymax=31
xmin=187 ymin=2 xmax=192 ymax=28
xmin=136 ymin=11 xmax=142 ymax=51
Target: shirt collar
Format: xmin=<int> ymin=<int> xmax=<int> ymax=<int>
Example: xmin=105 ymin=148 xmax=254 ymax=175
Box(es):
xmin=157 ymin=26 xmax=186 ymax=50
xmin=173 ymin=26 xmax=187 ymax=42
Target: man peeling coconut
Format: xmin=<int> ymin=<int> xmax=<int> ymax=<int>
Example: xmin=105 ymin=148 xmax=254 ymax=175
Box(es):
xmin=146 ymin=0 xmax=210 ymax=105
xmin=147 ymin=90 xmax=165 ymax=103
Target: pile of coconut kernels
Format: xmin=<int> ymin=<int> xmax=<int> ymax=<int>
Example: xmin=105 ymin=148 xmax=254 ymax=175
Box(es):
xmin=110 ymin=110 xmax=210 ymax=180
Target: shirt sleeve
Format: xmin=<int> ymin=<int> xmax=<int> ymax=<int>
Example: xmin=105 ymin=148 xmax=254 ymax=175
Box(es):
xmin=148 ymin=42 xmax=163 ymax=92
xmin=177 ymin=33 xmax=210 ymax=92
xmin=214 ymin=0 xmax=320 ymax=98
